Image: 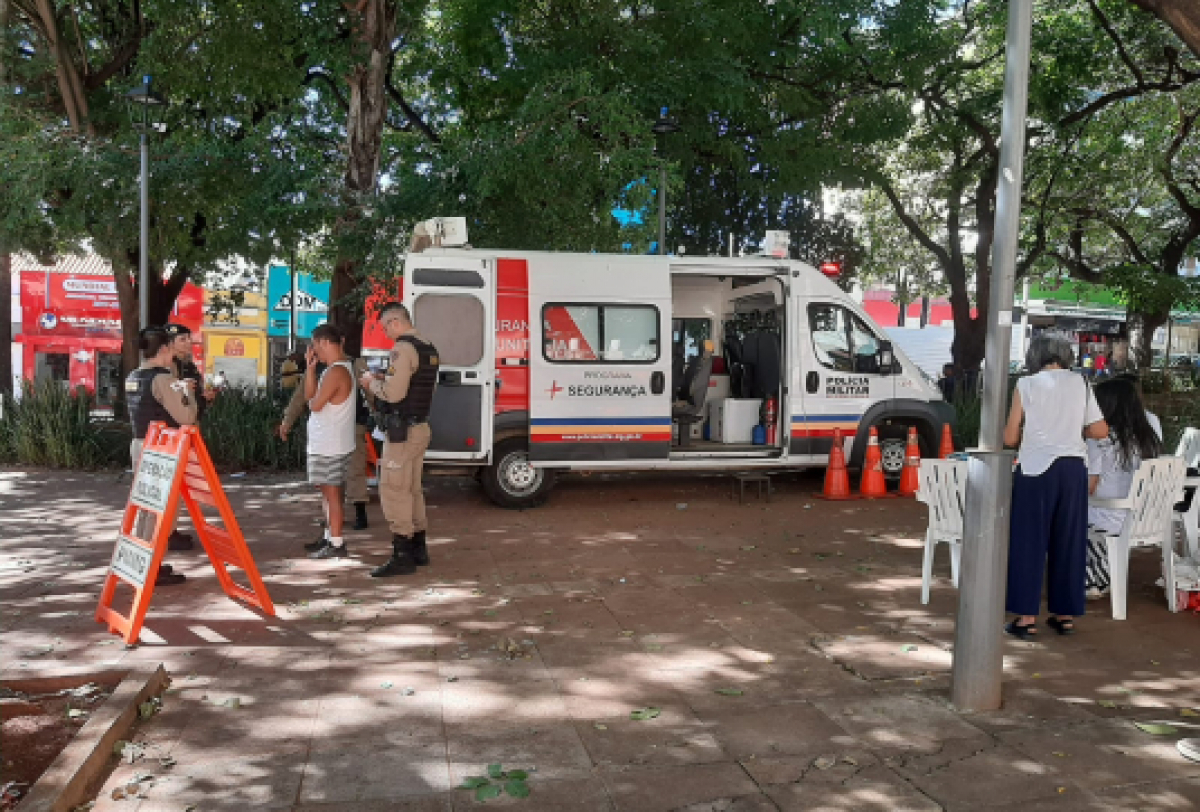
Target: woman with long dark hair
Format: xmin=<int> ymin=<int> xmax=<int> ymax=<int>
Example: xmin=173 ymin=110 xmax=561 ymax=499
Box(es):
xmin=1004 ymin=334 xmax=1109 ymax=638
xmin=1085 ymin=377 xmax=1162 ymax=597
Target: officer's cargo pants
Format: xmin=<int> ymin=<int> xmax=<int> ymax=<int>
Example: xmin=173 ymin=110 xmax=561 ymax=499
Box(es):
xmin=381 ymin=422 xmax=431 ymax=537
xmin=347 ymin=423 xmax=370 ymax=504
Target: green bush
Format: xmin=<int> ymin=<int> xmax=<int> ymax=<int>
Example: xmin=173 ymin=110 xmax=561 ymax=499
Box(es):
xmin=199 ymin=388 xmax=306 ymax=472
xmin=0 ymin=379 xmax=127 ymax=468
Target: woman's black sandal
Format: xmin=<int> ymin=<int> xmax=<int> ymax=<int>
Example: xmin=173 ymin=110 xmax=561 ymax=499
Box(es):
xmin=1046 ymin=616 xmax=1075 ymax=635
xmin=1005 ymin=619 xmax=1037 ymax=639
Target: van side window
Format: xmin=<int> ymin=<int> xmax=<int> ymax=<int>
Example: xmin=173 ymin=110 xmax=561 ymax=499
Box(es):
xmin=542 ymin=304 xmax=660 ymax=363
xmin=808 ymin=304 xmax=853 ymax=372
xmin=849 ymin=315 xmax=881 ymax=374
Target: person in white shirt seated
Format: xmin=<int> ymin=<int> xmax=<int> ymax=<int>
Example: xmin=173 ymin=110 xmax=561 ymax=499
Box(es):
xmin=1003 ymin=335 xmax=1109 ymax=639
xmin=1084 ymin=377 xmax=1162 ymax=598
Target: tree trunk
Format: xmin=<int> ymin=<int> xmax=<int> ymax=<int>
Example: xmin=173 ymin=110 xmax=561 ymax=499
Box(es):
xmin=1127 ymin=305 xmax=1170 ymax=369
xmin=328 ymin=0 xmax=396 ymax=358
xmin=1129 ymin=0 xmax=1200 ymax=60
xmin=0 ymin=253 xmax=11 ymax=396
xmin=113 ymin=258 xmax=141 ymax=378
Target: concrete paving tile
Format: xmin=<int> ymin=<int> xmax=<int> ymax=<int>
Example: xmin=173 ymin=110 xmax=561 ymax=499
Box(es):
xmin=445 ymin=721 xmax=595 ymax=784
xmin=697 ymin=701 xmax=861 ymax=760
xmin=812 ymin=632 xmax=953 ymax=679
xmin=291 ymin=794 xmax=453 ymax=811
xmin=599 ymin=762 xmax=763 ymax=812
xmin=1092 ymin=776 xmax=1200 ymax=811
xmin=441 ymin=677 xmax=570 ymax=723
xmin=961 ymin=686 xmax=1104 ymax=734
xmin=738 ymin=751 xmax=883 ymax=785
xmin=763 ymin=762 xmax=942 ymax=811
xmin=556 ymin=676 xmax=690 ymax=722
xmin=812 ymin=693 xmax=991 ymax=755
xmin=121 ymin=750 xmax=308 ymax=810
xmin=574 ymin=712 xmax=729 ymax=768
xmin=888 ymin=738 xmax=1072 ymax=810
xmin=449 ymin=775 xmax=614 ymax=810
xmin=311 ymin=692 xmax=444 ymax=740
xmin=299 ymin=740 xmax=453 ymax=803
xmin=998 ymin=719 xmax=1200 ymax=790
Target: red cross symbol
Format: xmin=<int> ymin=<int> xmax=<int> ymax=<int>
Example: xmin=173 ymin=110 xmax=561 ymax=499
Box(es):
xmin=547 ymin=381 xmax=563 ymax=399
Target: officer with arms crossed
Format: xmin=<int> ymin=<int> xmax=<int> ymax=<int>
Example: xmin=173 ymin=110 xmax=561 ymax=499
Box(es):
xmin=304 ymin=324 xmax=358 ymax=560
xmin=125 ymin=326 xmax=199 ymax=586
xmin=361 ymin=302 xmax=439 ymax=577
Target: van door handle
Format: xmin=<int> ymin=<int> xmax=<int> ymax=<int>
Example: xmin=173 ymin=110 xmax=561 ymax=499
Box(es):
xmin=439 ymin=371 xmax=462 ymax=385
xmin=806 ymin=371 xmax=819 ymax=393
xmin=650 ymin=371 xmax=665 ymax=395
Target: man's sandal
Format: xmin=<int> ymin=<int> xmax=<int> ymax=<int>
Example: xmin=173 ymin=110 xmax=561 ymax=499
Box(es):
xmin=1004 ymin=619 xmax=1037 ymax=639
xmin=1046 ymin=616 xmax=1075 ymax=635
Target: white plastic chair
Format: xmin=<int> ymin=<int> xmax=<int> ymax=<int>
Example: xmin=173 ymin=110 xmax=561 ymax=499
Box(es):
xmin=916 ymin=459 xmax=967 ymax=604
xmin=1175 ymin=428 xmax=1200 ymax=561
xmin=1088 ymin=457 xmax=1187 ymax=620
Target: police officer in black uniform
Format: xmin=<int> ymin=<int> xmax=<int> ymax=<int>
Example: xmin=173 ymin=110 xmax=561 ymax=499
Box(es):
xmin=360 ymin=302 xmax=439 ymax=577
xmin=126 ymin=326 xmax=199 ymax=585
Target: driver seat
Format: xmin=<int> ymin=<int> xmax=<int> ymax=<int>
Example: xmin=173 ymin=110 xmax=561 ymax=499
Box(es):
xmin=672 ymin=341 xmax=714 ymax=447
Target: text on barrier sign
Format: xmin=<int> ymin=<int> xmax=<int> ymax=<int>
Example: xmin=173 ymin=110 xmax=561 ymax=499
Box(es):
xmin=130 ymin=450 xmax=180 ymax=513
xmin=109 ymin=535 xmax=153 ymax=587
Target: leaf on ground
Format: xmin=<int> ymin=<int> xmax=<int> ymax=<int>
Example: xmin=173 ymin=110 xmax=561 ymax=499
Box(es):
xmin=476 ymin=783 xmax=502 ymax=801
xmin=1180 ymin=708 xmax=1200 ymax=718
xmin=506 ymin=769 xmax=529 ymax=780
xmin=901 ymin=645 xmax=918 ymax=653
xmin=1097 ymin=699 xmax=1118 ymax=709
xmin=714 ymin=688 xmax=744 ymax=696
xmin=593 ymin=723 xmax=608 ymax=730
xmin=113 ymin=740 xmax=129 ymax=757
xmin=68 ymin=708 xmax=87 ymax=718
xmin=222 ymin=697 xmax=241 ymax=709
xmin=504 ymin=779 xmax=531 ymax=798
xmin=137 ymin=701 xmax=157 ymax=719
xmin=458 ymin=776 xmax=489 ymax=789
xmin=380 ymin=681 xmax=394 ymax=689
xmin=812 ymin=755 xmax=836 ymax=770
xmin=487 ymin=763 xmax=504 ymax=778
xmin=1134 ymin=722 xmax=1178 ymax=735
xmin=630 ymin=707 xmax=662 ymax=721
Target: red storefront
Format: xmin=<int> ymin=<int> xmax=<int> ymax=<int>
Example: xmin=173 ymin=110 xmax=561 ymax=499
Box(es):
xmin=15 ymin=255 xmax=203 ymax=407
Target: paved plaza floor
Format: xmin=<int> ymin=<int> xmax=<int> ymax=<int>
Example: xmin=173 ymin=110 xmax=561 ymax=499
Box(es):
xmin=2 ymin=467 xmax=1199 ymax=811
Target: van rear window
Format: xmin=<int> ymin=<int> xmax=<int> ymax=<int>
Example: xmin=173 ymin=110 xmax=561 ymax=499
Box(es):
xmin=542 ymin=304 xmax=660 ymax=363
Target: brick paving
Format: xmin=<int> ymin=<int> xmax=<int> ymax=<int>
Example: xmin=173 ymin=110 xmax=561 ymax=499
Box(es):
xmin=2 ymin=467 xmax=1199 ymax=811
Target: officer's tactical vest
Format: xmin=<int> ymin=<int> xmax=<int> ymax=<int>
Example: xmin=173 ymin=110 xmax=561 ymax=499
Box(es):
xmin=125 ymin=366 xmax=178 ymax=439
xmin=379 ymin=335 xmax=440 ymax=420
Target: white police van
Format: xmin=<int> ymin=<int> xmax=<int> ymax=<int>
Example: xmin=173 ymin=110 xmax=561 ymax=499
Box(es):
xmin=402 ymin=219 xmax=953 ymax=508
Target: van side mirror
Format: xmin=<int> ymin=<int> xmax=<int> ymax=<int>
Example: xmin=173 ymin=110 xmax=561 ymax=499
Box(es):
xmin=877 ymin=341 xmax=895 ymax=375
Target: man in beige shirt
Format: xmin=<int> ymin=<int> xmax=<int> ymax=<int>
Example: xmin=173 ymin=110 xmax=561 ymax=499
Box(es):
xmin=125 ymin=326 xmax=200 ymax=586
xmin=360 ymin=302 xmax=439 ymax=577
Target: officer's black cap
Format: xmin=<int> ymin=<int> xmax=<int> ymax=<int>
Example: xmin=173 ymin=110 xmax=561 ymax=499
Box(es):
xmin=164 ymin=323 xmax=192 ymax=338
xmin=139 ymin=325 xmax=168 ymax=339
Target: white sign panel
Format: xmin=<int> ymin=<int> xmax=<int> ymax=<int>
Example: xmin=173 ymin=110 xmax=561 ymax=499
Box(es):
xmin=130 ymin=450 xmax=180 ymax=513
xmin=110 ymin=535 xmax=154 ymax=587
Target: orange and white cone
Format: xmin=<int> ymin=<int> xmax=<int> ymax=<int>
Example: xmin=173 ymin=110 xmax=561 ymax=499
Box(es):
xmin=822 ymin=429 xmax=853 ymax=500
xmin=938 ymin=424 xmax=955 ymax=459
xmin=897 ymin=427 xmax=921 ymax=497
xmin=859 ymin=427 xmax=888 ymax=498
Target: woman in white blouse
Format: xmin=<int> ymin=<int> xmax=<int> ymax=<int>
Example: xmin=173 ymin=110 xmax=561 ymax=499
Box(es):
xmin=1003 ymin=335 xmax=1109 ymax=638
xmin=1085 ymin=377 xmax=1162 ymax=597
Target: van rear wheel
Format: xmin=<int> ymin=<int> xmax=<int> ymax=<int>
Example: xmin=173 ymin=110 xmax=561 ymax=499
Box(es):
xmin=482 ymin=438 xmax=556 ymax=509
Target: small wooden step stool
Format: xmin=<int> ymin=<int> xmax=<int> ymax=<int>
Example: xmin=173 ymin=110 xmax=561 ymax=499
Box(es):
xmin=732 ymin=472 xmax=773 ymax=504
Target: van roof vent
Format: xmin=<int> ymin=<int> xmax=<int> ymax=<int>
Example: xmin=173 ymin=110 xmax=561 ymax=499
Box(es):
xmin=409 ymin=217 xmax=469 ymax=253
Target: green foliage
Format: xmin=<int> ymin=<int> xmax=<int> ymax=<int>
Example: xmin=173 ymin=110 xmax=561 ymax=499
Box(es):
xmin=199 ymin=391 xmax=306 ymax=472
xmin=0 ymin=381 xmax=126 ymax=468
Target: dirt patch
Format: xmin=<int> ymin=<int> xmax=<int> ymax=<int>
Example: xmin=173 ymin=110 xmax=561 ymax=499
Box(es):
xmin=0 ymin=683 xmax=115 ymax=810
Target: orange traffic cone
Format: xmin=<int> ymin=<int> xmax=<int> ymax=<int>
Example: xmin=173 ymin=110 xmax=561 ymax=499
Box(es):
xmin=822 ymin=429 xmax=853 ymax=500
xmin=859 ymin=427 xmax=888 ymax=498
xmin=938 ymin=423 xmax=955 ymax=459
xmin=897 ymin=427 xmax=921 ymax=497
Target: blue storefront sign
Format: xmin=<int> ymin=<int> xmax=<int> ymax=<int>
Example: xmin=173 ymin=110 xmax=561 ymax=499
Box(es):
xmin=266 ymin=265 xmax=330 ymax=339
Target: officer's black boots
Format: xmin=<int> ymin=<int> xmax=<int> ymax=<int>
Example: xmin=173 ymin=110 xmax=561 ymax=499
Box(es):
xmin=167 ymin=531 xmax=195 ymax=551
xmin=310 ymin=542 xmax=348 ymax=560
xmin=370 ymin=535 xmax=417 ymax=577
xmin=410 ymin=530 xmax=430 ymax=566
xmin=304 ymin=533 xmax=327 ymax=552
xmin=353 ymin=502 xmax=369 ymax=530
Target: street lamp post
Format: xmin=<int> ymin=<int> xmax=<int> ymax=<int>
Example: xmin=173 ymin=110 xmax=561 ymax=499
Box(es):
xmin=652 ymin=108 xmax=680 ymax=256
xmin=124 ymin=76 xmax=166 ymax=329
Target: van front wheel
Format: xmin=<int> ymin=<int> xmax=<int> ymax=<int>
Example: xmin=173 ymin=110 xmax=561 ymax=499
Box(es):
xmin=877 ymin=425 xmax=930 ymax=481
xmin=482 ymin=439 xmax=557 ymax=509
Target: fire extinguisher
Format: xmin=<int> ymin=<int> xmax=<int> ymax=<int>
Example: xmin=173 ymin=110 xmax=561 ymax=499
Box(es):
xmin=764 ymin=395 xmax=778 ymax=445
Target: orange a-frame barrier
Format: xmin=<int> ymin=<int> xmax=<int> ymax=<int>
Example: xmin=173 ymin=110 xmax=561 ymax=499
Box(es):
xmin=364 ymin=430 xmax=379 ymax=475
xmin=96 ymin=422 xmax=275 ymax=644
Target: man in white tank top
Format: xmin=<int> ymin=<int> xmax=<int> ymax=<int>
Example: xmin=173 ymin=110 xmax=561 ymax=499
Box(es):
xmin=305 ymin=324 xmax=357 ymax=560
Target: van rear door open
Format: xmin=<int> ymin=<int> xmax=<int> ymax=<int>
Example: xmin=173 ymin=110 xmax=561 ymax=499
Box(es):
xmin=403 ymin=254 xmax=495 ymax=462
xmin=527 ymin=254 xmax=673 ymax=465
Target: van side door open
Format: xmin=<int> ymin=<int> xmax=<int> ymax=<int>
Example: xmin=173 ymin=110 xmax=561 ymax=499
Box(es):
xmin=527 ymin=254 xmax=673 ymax=465
xmin=403 ymin=254 xmax=495 ymax=461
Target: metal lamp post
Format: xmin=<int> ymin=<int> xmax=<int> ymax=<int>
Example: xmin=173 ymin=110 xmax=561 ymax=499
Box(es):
xmin=652 ymin=108 xmax=680 ymax=256
xmin=124 ymin=76 xmax=166 ymax=329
